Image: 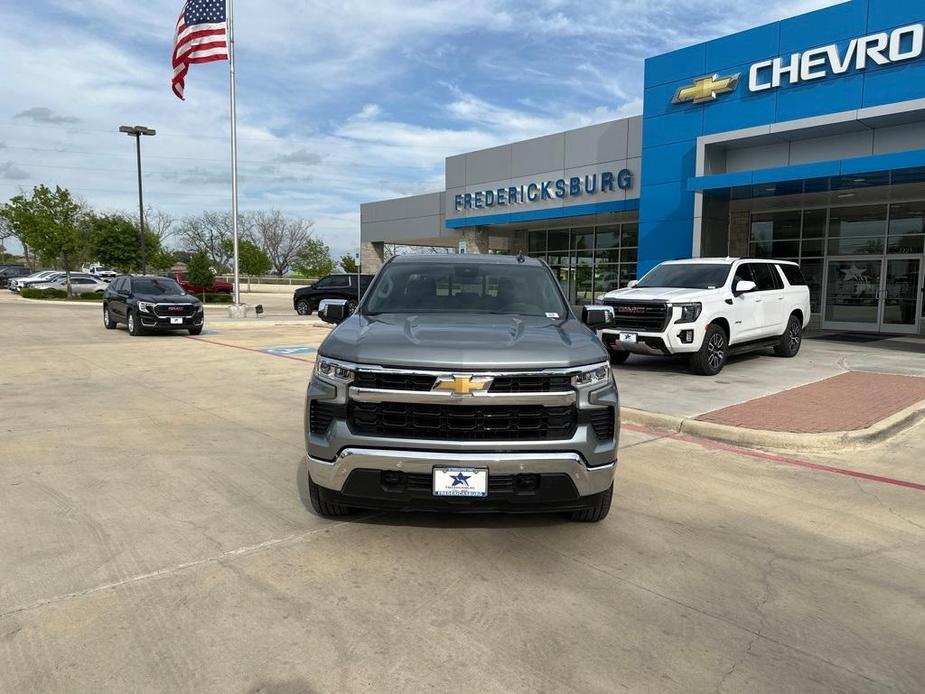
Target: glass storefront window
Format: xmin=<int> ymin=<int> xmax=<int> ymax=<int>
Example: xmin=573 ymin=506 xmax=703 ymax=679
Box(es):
xmin=621 ymin=224 xmax=639 ymax=248
xmin=828 ymin=205 xmax=888 ymax=240
xmin=889 ymin=201 xmax=925 ymax=235
xmin=801 ymin=259 xmax=823 ymax=314
xmin=572 ymin=227 xmax=594 ymax=251
xmin=800 ymin=238 xmax=824 ymax=257
xmin=528 ymin=230 xmax=546 ymax=253
xmin=595 ymin=247 xmax=620 ymax=263
xmin=595 ymin=225 xmax=620 ymax=250
xmin=547 ymin=229 xmax=569 ymax=251
xmin=803 ymin=209 xmax=827 ymax=238
xmin=621 ymin=247 xmax=638 ymax=263
xmin=828 ymin=236 xmax=885 ymax=255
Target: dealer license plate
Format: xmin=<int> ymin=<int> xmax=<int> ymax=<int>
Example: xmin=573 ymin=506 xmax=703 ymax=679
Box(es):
xmin=619 ymin=332 xmax=637 ymax=343
xmin=169 ymin=317 xmax=184 ymax=325
xmin=432 ymin=467 xmax=488 ymax=497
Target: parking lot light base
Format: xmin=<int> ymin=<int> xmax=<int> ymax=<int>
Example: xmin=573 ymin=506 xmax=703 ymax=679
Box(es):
xmin=228 ymin=303 xmax=249 ymax=319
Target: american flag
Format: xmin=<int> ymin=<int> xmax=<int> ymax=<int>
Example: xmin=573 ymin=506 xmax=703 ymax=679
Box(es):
xmin=172 ymin=0 xmax=228 ymax=99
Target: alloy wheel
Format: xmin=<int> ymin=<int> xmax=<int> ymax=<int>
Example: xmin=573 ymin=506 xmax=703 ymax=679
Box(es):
xmin=788 ymin=320 xmax=802 ymax=350
xmin=707 ymin=332 xmax=726 ymax=371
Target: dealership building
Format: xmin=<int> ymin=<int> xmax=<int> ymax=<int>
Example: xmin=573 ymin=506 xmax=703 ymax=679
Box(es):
xmin=361 ymin=0 xmax=925 ymax=335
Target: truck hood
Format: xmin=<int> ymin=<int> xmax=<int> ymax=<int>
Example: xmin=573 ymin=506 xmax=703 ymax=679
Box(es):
xmin=320 ymin=312 xmax=608 ymax=370
xmin=603 ymin=287 xmax=720 ymax=302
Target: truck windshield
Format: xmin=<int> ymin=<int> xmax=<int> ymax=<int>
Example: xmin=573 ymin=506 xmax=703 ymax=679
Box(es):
xmin=636 ymin=263 xmax=732 ymax=290
xmin=364 ymin=261 xmax=568 ymax=317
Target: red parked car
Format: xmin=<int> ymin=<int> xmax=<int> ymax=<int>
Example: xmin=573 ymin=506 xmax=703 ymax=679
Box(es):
xmin=170 ymin=270 xmax=234 ymax=294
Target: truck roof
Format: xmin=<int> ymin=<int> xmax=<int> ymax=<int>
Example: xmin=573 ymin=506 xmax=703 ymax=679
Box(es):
xmin=388 ymin=253 xmax=544 ymax=267
xmin=659 ymin=257 xmax=798 ymax=266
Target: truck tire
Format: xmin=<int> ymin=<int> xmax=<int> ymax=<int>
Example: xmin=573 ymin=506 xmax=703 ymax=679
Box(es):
xmin=774 ymin=314 xmax=803 ymax=358
xmin=690 ymin=324 xmax=727 ymax=376
xmin=570 ymin=483 xmax=613 ymax=522
xmin=188 ymin=325 xmax=203 ymax=336
xmin=607 ymin=349 xmax=630 ymax=365
xmin=296 ymin=298 xmax=312 ymax=316
xmin=308 ymin=476 xmax=353 ymax=517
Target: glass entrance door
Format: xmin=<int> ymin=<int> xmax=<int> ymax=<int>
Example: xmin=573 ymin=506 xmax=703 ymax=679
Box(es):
xmin=881 ymin=257 xmax=922 ymax=334
xmin=823 ymin=257 xmax=922 ymax=333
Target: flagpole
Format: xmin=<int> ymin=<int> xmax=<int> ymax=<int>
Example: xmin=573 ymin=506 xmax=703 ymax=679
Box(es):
xmin=227 ymin=0 xmax=241 ymax=308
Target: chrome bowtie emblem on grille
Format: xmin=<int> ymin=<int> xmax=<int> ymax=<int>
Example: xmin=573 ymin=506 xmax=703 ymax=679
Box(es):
xmin=672 ymin=73 xmax=740 ymax=104
xmin=433 ymin=375 xmax=494 ymax=396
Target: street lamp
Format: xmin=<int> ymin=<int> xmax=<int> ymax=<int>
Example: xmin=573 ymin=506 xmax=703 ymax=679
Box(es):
xmin=119 ymin=125 xmax=156 ymax=274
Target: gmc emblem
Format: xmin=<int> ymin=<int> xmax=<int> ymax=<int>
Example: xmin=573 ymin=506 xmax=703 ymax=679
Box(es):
xmin=168 ymin=306 xmax=184 ymax=312
xmin=617 ymin=306 xmax=645 ymax=314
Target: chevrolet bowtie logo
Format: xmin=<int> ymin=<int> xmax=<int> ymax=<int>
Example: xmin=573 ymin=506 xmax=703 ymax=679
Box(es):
xmin=434 ymin=375 xmax=493 ymax=396
xmin=672 ymin=73 xmax=740 ymax=105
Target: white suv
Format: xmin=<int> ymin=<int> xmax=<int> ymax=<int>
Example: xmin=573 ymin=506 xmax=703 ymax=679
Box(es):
xmin=597 ymin=258 xmax=811 ymax=376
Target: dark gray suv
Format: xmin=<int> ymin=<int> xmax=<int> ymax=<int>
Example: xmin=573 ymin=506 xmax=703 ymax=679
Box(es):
xmin=304 ymin=255 xmax=620 ymax=522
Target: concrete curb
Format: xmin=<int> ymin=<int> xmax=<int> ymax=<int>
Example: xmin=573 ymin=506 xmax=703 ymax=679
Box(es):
xmin=621 ymin=401 xmax=925 ymax=452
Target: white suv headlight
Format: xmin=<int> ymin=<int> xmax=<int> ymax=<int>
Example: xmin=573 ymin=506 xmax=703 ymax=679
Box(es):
xmin=313 ymin=357 xmax=356 ymax=383
xmin=571 ymin=362 xmax=612 ymax=387
xmin=674 ymin=302 xmax=702 ymax=324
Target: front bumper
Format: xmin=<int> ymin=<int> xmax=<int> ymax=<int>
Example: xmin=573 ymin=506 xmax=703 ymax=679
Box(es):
xmin=138 ymin=310 xmax=204 ymax=330
xmin=307 ymin=447 xmax=616 ymax=499
xmin=602 ymin=322 xmax=706 ymax=356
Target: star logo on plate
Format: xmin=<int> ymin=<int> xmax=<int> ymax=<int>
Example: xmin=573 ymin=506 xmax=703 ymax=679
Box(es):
xmin=451 ymin=472 xmax=471 ymax=487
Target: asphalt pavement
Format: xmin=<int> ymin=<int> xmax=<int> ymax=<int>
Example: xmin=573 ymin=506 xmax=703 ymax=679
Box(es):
xmin=1 ymin=293 xmax=923 ymax=693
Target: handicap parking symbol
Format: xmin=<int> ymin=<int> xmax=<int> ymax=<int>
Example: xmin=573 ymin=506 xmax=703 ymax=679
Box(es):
xmin=261 ymin=346 xmax=317 ymax=356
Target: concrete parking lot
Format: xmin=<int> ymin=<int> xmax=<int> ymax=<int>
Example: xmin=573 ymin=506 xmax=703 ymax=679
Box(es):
xmin=1 ymin=294 xmax=923 ymax=694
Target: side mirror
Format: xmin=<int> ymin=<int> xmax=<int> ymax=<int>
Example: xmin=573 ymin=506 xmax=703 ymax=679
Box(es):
xmin=581 ymin=305 xmax=615 ymax=330
xmin=627 ymin=280 xmax=639 ymax=289
xmin=318 ymin=298 xmax=349 ymax=324
xmin=734 ymin=280 xmax=757 ymax=296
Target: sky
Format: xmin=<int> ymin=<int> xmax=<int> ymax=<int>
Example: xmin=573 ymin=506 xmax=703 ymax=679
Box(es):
xmin=0 ymin=0 xmax=844 ymax=260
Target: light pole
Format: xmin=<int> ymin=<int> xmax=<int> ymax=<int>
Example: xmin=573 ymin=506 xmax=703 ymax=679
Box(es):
xmin=119 ymin=125 xmax=156 ymax=274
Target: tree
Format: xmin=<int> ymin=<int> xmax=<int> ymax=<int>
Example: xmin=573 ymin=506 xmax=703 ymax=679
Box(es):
xmin=86 ymin=213 xmax=140 ymax=271
xmin=254 ymin=210 xmax=313 ymax=275
xmin=0 ymin=210 xmax=32 ymax=268
xmin=186 ymin=250 xmax=215 ymax=300
xmin=177 ymin=211 xmax=254 ymax=272
xmin=145 ymin=207 xmax=174 ymax=246
xmin=291 ymin=237 xmax=335 ymax=278
xmin=340 ymin=254 xmax=359 ymax=274
xmin=234 ymin=238 xmax=271 ymax=291
xmin=1 ymin=185 xmax=83 ymax=294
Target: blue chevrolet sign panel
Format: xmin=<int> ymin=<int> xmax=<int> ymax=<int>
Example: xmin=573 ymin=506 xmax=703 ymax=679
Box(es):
xmin=638 ymin=0 xmax=925 ymax=274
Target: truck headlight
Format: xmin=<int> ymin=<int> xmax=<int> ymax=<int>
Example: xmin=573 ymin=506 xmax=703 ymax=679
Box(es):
xmin=674 ymin=302 xmax=702 ymax=324
xmin=572 ymin=362 xmax=611 ymax=387
xmin=313 ymin=357 xmax=355 ymax=383
xmin=137 ymin=301 xmax=156 ymax=314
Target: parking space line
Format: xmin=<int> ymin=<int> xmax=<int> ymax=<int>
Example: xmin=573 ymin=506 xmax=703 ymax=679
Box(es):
xmin=184 ymin=336 xmax=316 ymax=363
xmin=622 ymin=423 xmax=925 ymax=492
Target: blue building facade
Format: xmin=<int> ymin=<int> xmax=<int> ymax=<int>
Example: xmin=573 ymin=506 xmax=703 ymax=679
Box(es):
xmin=362 ymin=0 xmax=925 ymax=333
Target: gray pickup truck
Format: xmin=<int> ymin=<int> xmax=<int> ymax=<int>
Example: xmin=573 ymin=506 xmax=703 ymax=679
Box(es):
xmin=304 ymin=254 xmax=620 ymax=522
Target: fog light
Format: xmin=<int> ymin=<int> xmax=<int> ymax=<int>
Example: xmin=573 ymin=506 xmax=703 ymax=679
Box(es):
xmin=381 ymin=471 xmax=406 ymax=488
xmin=680 ymin=330 xmax=694 ymax=344
xmin=515 ymin=474 xmax=539 ymax=492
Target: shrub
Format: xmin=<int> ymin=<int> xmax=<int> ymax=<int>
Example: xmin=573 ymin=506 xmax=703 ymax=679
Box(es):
xmin=203 ymin=292 xmax=233 ymax=304
xmin=77 ymin=293 xmax=104 ymax=301
xmin=21 ymin=288 xmax=68 ymax=299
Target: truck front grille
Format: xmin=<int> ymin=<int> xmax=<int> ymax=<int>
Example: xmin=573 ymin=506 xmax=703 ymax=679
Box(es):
xmin=488 ymin=375 xmax=572 ymax=393
xmin=354 ymin=372 xmax=437 ymax=391
xmin=603 ymin=301 xmax=670 ymax=332
xmin=348 ymin=402 xmax=577 ymax=441
xmin=153 ymin=304 xmax=196 ymax=318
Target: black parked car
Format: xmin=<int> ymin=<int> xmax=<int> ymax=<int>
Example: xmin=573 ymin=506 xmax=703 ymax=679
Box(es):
xmin=103 ymin=275 xmax=204 ymax=336
xmin=293 ymin=273 xmax=373 ymax=315
xmin=0 ymin=265 xmax=30 ymax=289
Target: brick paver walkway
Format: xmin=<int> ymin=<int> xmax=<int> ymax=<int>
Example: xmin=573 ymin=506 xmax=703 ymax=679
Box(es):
xmin=697 ymin=371 xmax=925 ymax=433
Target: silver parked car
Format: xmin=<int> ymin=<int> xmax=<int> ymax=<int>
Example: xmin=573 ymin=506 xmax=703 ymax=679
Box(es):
xmin=31 ymin=276 xmax=109 ymax=295
xmin=9 ymin=270 xmax=57 ymax=292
